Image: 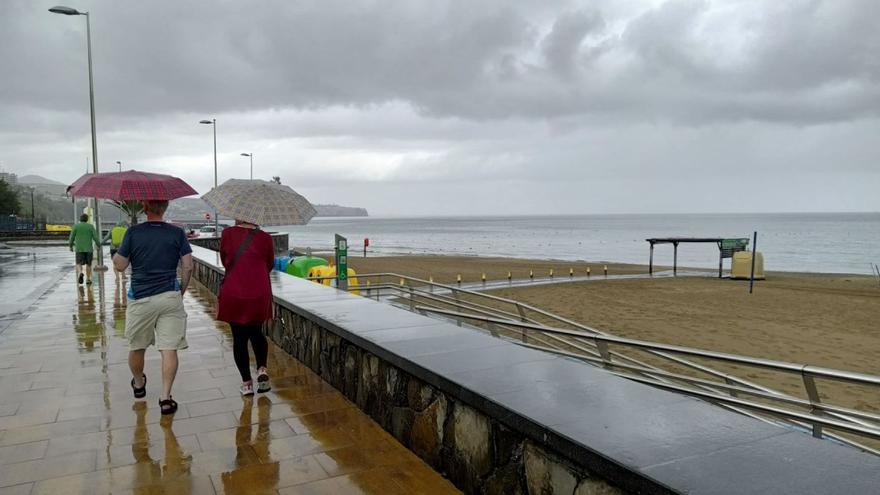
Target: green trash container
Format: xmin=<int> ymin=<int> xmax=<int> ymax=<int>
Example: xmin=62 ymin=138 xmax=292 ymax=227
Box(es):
xmin=286 ymin=256 xmax=329 ymax=278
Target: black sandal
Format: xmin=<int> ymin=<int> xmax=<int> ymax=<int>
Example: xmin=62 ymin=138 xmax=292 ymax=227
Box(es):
xmin=131 ymin=375 xmax=146 ymax=399
xmin=159 ymin=397 xmax=178 ymax=415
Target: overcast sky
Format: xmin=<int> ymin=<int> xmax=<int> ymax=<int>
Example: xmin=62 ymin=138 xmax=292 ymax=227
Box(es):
xmin=1 ymin=0 xmax=877 ymax=216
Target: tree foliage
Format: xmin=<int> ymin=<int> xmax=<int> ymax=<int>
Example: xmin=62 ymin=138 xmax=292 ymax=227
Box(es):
xmin=0 ymin=179 xmax=20 ymax=215
xmin=108 ymin=200 xmax=144 ymax=225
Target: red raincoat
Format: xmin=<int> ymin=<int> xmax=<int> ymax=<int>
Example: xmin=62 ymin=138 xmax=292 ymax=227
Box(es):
xmin=217 ymin=226 xmax=274 ymax=324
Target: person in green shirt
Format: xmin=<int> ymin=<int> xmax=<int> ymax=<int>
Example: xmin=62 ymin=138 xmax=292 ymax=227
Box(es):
xmin=103 ymin=221 xmax=129 ymax=282
xmin=69 ymin=213 xmax=101 ymax=285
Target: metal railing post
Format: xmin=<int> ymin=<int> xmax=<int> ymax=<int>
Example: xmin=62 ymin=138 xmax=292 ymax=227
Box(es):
xmin=802 ymin=370 xmax=824 ymax=438
xmin=515 ymin=303 xmax=528 ymax=323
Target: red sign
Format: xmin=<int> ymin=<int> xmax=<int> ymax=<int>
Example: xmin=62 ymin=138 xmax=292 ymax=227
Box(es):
xmin=205 ymin=213 xmax=211 ymax=220
xmin=364 ymin=238 xmax=369 ymax=247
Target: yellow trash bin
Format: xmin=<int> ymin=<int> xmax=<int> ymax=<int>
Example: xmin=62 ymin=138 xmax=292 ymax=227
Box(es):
xmin=306 ymin=266 xmax=360 ymax=295
xmin=730 ymin=252 xmax=765 ymax=280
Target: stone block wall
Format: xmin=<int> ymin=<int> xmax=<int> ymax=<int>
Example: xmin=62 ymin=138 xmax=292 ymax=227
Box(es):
xmin=266 ymin=304 xmax=624 ymax=495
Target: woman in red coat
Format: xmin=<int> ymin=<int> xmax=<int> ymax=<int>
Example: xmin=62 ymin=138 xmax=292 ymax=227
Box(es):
xmin=217 ymin=220 xmax=275 ymax=396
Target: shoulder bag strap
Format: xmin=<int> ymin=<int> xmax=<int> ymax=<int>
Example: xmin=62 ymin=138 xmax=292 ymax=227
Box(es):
xmin=225 ymin=229 xmax=258 ymax=276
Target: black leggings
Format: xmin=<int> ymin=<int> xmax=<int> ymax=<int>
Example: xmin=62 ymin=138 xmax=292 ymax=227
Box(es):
xmin=231 ymin=323 xmax=268 ymax=382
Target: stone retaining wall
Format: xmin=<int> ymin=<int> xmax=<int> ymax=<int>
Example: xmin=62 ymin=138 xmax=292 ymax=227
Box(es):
xmin=268 ymin=303 xmax=623 ymax=495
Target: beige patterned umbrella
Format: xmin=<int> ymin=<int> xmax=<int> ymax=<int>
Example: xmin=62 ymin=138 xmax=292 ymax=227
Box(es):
xmin=202 ymin=179 xmax=317 ymax=226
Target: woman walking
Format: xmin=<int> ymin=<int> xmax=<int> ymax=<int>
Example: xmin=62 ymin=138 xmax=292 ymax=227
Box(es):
xmin=217 ymin=220 xmax=275 ymax=396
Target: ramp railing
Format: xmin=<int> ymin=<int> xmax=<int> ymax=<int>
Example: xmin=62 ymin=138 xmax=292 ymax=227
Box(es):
xmin=306 ymin=272 xmax=880 ymax=454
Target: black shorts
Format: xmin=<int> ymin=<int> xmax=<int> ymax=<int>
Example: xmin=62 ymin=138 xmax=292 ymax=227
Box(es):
xmin=75 ymin=251 xmax=93 ymax=266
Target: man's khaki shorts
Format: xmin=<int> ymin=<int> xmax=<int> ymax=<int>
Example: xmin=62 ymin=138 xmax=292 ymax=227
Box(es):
xmin=125 ymin=290 xmax=188 ymax=351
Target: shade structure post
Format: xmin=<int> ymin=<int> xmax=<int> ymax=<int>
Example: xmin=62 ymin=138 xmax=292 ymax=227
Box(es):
xmin=649 ymin=242 xmax=654 ymax=275
xmin=673 ymin=242 xmax=678 ymax=276
xmin=749 ymin=231 xmax=758 ymax=294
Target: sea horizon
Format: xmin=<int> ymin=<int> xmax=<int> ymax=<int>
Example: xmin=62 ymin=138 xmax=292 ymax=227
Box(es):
xmin=278 ymin=212 xmax=880 ymax=276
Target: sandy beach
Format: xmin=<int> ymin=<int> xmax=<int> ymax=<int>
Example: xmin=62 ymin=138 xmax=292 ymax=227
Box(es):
xmin=348 ymin=255 xmax=880 ymax=418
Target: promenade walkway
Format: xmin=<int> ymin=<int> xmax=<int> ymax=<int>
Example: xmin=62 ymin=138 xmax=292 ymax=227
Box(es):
xmin=0 ymin=251 xmax=458 ymax=494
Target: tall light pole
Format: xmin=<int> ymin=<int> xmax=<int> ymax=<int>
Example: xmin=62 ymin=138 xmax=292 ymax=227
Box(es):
xmin=199 ymin=119 xmax=219 ymax=235
xmin=50 ymin=5 xmax=105 ymax=269
xmin=240 ymin=153 xmax=253 ymax=180
xmin=115 ymin=161 xmax=122 ymax=222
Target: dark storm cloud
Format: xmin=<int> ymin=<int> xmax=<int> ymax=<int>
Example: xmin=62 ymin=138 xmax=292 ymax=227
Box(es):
xmin=2 ymin=0 xmax=878 ymax=125
xmin=0 ymin=0 xmax=878 ymax=215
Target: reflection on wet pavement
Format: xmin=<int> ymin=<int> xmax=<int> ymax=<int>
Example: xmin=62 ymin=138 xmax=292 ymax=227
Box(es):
xmin=0 ymin=268 xmax=459 ymax=494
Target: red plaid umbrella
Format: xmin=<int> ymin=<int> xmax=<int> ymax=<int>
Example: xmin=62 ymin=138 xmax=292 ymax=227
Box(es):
xmin=67 ymin=170 xmax=198 ymax=200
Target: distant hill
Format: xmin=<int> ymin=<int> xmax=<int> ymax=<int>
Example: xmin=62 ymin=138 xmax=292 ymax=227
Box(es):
xmin=18 ymin=175 xmax=68 ymax=198
xmin=313 ymin=204 xmax=368 ymax=217
xmin=165 ymin=198 xmax=367 ymax=221
xmin=18 ymin=175 xmax=64 ymax=185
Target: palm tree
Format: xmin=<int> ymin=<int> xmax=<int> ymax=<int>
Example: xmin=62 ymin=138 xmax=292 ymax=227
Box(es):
xmin=109 ymin=200 xmax=143 ymax=225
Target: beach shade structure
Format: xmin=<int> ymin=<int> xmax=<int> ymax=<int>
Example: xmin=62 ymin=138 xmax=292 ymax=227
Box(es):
xmin=202 ymin=179 xmax=317 ymax=226
xmin=67 ymin=170 xmax=198 ymax=201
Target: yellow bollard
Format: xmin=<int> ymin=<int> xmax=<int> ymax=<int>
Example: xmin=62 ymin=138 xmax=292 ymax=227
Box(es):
xmin=481 ymin=273 xmax=486 ymax=283
xmin=569 ymin=267 xmax=574 ymax=277
xmin=507 ymin=271 xmax=512 ymax=281
xmin=429 ymin=276 xmax=433 ymax=284
xmin=529 ymin=269 xmax=534 ymax=280
xmin=457 ymin=274 xmax=462 ymax=285
xmin=549 ymin=268 xmax=554 ymax=278
xmin=604 ymin=265 xmax=608 ymax=277
xmin=587 ymin=266 xmax=591 ymax=277
xmin=399 ymin=277 xmax=405 ymax=286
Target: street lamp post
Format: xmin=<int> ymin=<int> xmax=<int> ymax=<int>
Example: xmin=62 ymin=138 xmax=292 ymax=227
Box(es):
xmin=199 ymin=119 xmax=219 ymax=235
xmin=240 ymin=153 xmax=253 ymax=180
xmin=49 ymin=5 xmax=105 ymax=269
xmin=115 ymin=161 xmax=122 ymax=221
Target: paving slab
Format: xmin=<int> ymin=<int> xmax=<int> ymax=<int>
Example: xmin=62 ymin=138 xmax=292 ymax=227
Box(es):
xmin=0 ymin=247 xmax=459 ymax=494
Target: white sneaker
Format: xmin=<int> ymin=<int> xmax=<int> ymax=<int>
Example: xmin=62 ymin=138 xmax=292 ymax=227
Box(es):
xmin=240 ymin=383 xmax=254 ymax=396
xmin=256 ymin=370 xmax=271 ymax=393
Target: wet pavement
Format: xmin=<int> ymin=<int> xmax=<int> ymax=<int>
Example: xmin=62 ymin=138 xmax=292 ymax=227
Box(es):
xmin=0 ymin=249 xmax=459 ymax=494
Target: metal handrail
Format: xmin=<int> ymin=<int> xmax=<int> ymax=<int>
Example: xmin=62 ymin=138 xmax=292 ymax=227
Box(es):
xmin=413 ymin=306 xmax=880 ymax=443
xmin=415 ymin=307 xmax=880 ymax=389
xmin=330 ymin=273 xmax=789 ymax=391
xmin=302 ymin=271 xmax=880 ymax=451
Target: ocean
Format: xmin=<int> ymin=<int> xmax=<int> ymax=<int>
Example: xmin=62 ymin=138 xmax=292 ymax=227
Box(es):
xmin=277 ymin=213 xmax=880 ymax=275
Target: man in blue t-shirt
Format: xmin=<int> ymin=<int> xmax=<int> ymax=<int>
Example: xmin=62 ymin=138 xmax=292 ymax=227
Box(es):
xmin=114 ymin=199 xmax=193 ymax=415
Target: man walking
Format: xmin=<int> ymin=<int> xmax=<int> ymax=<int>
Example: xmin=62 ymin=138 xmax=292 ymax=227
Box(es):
xmin=113 ymin=200 xmax=193 ymax=415
xmin=69 ymin=213 xmax=101 ymax=285
xmin=104 ymin=221 xmax=129 ymax=282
